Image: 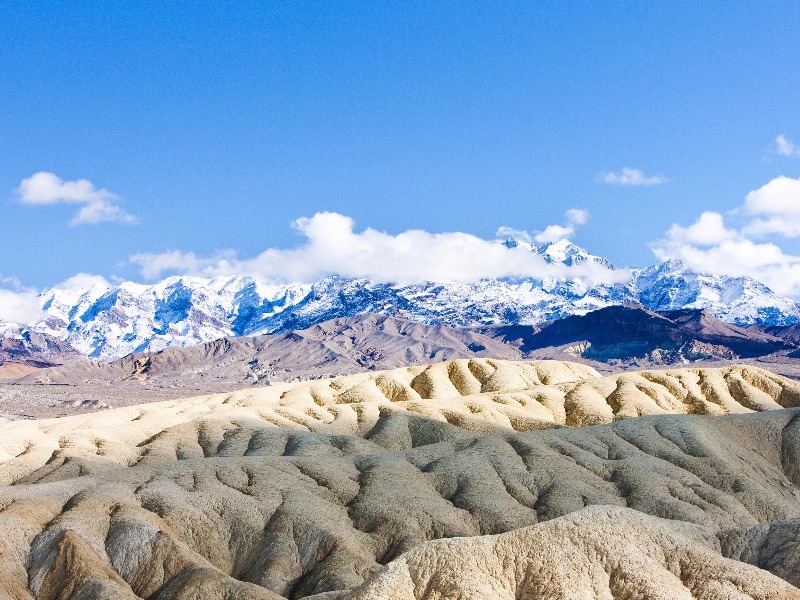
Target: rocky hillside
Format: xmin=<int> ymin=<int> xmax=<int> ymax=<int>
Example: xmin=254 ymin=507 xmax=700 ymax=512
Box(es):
xmin=14 ymin=314 xmax=520 ymax=390
xmin=9 ymin=309 xmax=800 ymax=399
xmin=488 ymin=305 xmax=793 ymax=362
xmin=0 ymin=326 xmax=80 ymax=371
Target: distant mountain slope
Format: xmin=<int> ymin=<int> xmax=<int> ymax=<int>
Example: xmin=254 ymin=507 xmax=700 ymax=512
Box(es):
xmin=0 ymin=326 xmax=81 ymax=368
xmin=763 ymin=323 xmax=800 ymax=345
xmin=487 ymin=305 xmax=794 ymax=362
xmin=635 ymin=259 xmax=800 ymax=324
xmin=15 ymin=314 xmax=522 ymax=389
xmin=3 ymin=239 xmax=800 ymax=359
xmin=12 ymin=310 xmax=799 ymax=397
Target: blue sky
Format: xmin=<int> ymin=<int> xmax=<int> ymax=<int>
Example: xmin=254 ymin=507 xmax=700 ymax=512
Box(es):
xmin=2 ymin=2 xmax=800 ymax=295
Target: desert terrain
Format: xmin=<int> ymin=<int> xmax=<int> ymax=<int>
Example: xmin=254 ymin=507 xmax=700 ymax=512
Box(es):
xmin=4 ymin=3 xmax=799 ymax=598
xmin=7 ymin=310 xmax=800 ymax=420
xmin=2 ymin=358 xmax=800 ymax=598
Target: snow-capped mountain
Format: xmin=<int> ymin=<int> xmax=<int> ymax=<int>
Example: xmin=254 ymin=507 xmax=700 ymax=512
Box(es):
xmin=5 ymin=240 xmax=800 ymax=359
xmin=634 ymin=260 xmax=800 ymax=326
xmin=36 ymin=276 xmax=312 ymax=358
xmin=536 ymin=239 xmax=615 ymax=269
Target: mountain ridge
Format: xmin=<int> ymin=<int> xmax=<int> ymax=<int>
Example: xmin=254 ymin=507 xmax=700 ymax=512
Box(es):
xmin=7 ymin=309 xmax=800 ymax=409
xmin=501 ymin=304 xmax=793 ymax=362
xmin=0 ymin=326 xmax=81 ymax=369
xmin=4 ymin=240 xmax=800 ymax=359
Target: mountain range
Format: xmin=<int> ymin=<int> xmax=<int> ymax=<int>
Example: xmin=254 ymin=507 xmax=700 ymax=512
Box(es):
xmin=3 ymin=239 xmax=800 ymax=361
xmin=494 ymin=305 xmax=793 ymax=362
xmin=7 ymin=309 xmax=799 ymax=401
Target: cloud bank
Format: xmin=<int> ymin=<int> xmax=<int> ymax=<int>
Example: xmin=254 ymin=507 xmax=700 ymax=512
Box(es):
xmin=602 ymin=167 xmax=668 ymax=186
xmin=131 ymin=210 xmax=625 ymax=286
xmin=496 ymin=209 xmax=590 ymax=245
xmin=0 ymin=277 xmax=43 ymax=324
xmin=16 ymin=172 xmax=136 ymax=225
xmin=652 ymin=176 xmax=800 ymax=296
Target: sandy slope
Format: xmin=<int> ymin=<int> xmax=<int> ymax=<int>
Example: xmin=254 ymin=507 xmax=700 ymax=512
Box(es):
xmin=2 ymin=359 xmax=800 ymax=599
xmin=347 ymin=506 xmax=800 ymax=599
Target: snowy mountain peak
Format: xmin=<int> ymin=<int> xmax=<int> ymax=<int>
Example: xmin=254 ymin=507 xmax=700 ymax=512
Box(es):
xmin=535 ymin=240 xmax=615 ymax=269
xmin=501 ymin=237 xmax=524 ymax=249
xmin=634 ymin=259 xmax=797 ymax=326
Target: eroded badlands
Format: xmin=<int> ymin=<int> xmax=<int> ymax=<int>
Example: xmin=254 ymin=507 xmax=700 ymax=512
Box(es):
xmin=2 ymin=359 xmax=800 ymax=599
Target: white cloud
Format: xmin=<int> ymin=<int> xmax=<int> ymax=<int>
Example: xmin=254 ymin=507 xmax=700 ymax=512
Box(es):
xmin=130 ymin=250 xmax=237 ymax=280
xmin=775 ymin=134 xmax=800 ymax=157
xmin=744 ymin=176 xmax=800 ymax=217
xmin=497 ymin=208 xmax=590 ymax=245
xmin=494 ymin=226 xmax=532 ymax=243
xmin=16 ymin=172 xmax=136 ymax=225
xmin=652 ymin=176 xmax=800 ymax=296
xmin=71 ymin=201 xmax=135 ymax=226
xmin=663 ymin=212 xmax=738 ymax=246
xmin=653 ymin=235 xmax=800 ymax=297
xmin=534 ymin=225 xmax=575 ymax=244
xmin=602 ymin=167 xmax=668 ymax=186
xmin=54 ymin=273 xmax=111 ymax=292
xmin=741 ymin=176 xmax=800 ymax=237
xmin=132 ymin=211 xmax=624 ymax=286
xmin=565 ymin=208 xmax=589 ymax=226
xmin=532 ymin=208 xmax=590 ymax=243
xmin=0 ymin=278 xmax=42 ymax=324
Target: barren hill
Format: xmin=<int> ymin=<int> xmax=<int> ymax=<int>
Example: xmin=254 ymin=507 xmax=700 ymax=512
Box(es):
xmin=2 ymin=359 xmax=800 ymax=598
xmin=9 ymin=309 xmax=800 ymax=416
xmin=0 ymin=330 xmax=80 ymax=381
xmin=13 ymin=314 xmax=522 ymax=390
xmin=484 ymin=304 xmax=793 ymax=362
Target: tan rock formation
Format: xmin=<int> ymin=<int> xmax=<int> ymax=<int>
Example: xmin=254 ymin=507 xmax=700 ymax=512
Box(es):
xmin=1 ymin=359 xmax=800 ymax=598
xmin=346 ymin=506 xmax=800 ymax=599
